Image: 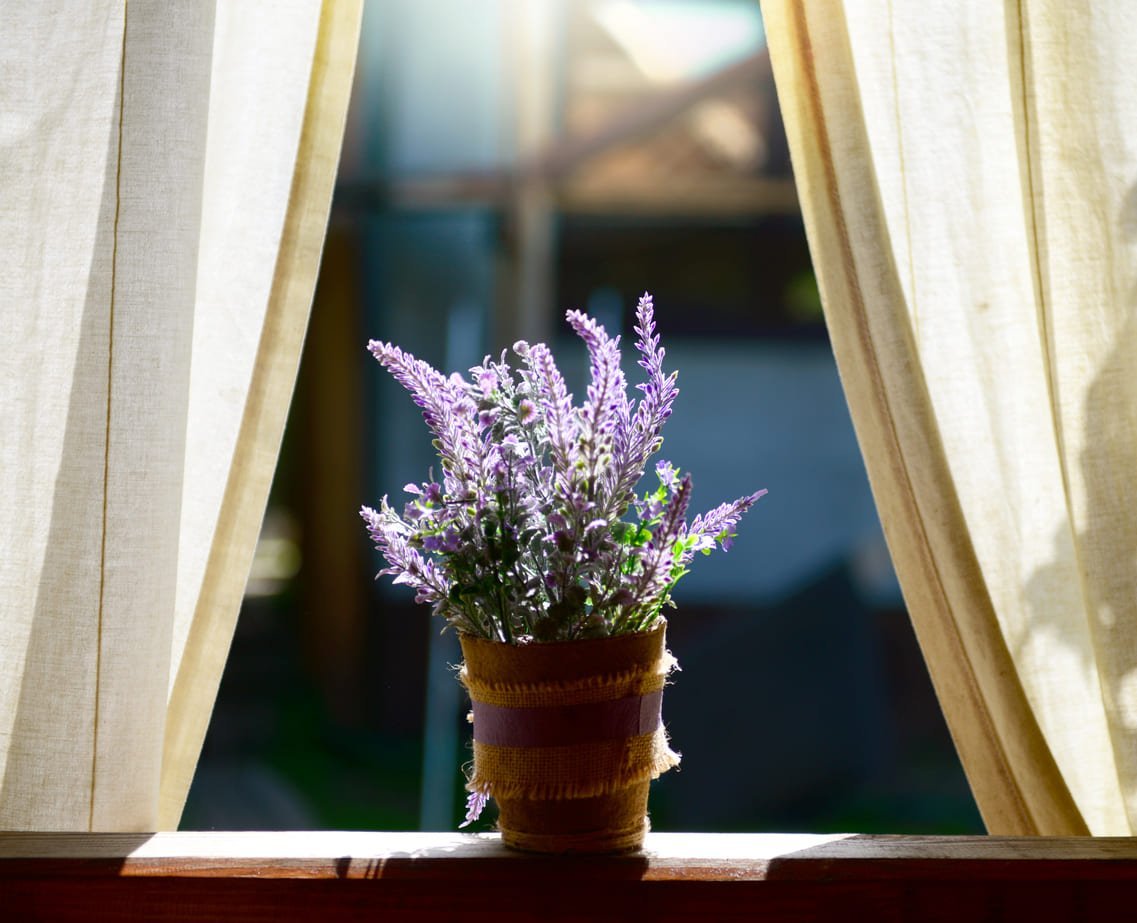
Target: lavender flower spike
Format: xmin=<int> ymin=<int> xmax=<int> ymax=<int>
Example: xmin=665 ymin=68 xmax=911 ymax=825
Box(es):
xmin=606 ymin=293 xmax=679 ymax=516
xmin=522 ymin=341 xmax=578 ymax=482
xmin=459 ymin=783 xmax=491 ymax=827
xmin=360 ymin=502 xmax=447 ymax=606
xmin=367 ymin=340 xmax=482 ymax=498
xmin=566 ymin=309 xmax=628 ymax=500
xmin=631 ymin=293 xmax=678 ymax=439
xmin=628 ymin=474 xmax=693 ymax=618
xmin=687 ymin=489 xmax=769 ymax=554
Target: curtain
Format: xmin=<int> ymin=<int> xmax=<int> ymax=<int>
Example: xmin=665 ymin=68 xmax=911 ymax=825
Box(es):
xmin=0 ymin=1 xmax=361 ymax=831
xmin=762 ymin=0 xmax=1137 ymax=835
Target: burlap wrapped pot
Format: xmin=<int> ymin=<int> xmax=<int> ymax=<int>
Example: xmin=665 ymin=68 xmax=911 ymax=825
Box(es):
xmin=459 ymin=623 xmax=680 ymax=854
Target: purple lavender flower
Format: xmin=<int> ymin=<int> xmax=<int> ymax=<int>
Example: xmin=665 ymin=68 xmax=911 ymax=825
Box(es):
xmin=367 ymin=341 xmax=485 ymax=501
xmin=517 ymin=398 xmax=537 ymax=424
xmin=459 ymin=784 xmax=491 ymax=827
xmin=621 ymin=474 xmax=692 ymax=626
xmin=605 ymin=294 xmax=680 ymax=519
xmin=687 ymin=489 xmax=769 ymax=553
xmin=361 ymin=502 xmax=454 ymax=616
xmin=521 ymin=341 xmax=577 ymax=480
xmin=566 ymin=309 xmax=628 ymax=499
xmin=361 ymin=292 xmax=765 ymax=644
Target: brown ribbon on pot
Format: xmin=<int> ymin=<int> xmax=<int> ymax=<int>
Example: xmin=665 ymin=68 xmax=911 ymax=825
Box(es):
xmin=470 ymin=689 xmax=664 ymax=747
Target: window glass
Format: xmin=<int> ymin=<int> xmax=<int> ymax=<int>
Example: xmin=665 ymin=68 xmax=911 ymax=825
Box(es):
xmin=183 ymin=0 xmax=982 ymax=836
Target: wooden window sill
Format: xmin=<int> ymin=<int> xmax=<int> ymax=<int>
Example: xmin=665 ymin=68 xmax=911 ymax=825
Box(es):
xmin=3 ymin=831 xmax=1136 ymax=920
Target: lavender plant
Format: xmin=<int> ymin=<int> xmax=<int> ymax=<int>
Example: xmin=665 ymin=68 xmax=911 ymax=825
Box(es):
xmin=360 ymin=293 xmax=766 ymax=643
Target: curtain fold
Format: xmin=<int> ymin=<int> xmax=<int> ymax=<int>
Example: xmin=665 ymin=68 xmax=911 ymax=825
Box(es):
xmin=762 ymin=0 xmax=1137 ymax=835
xmin=159 ymin=0 xmax=363 ymax=832
xmin=0 ymin=1 xmax=361 ymax=831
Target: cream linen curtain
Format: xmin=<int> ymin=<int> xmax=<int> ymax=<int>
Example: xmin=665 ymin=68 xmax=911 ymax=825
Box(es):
xmin=762 ymin=0 xmax=1137 ymax=835
xmin=0 ymin=1 xmax=361 ymax=831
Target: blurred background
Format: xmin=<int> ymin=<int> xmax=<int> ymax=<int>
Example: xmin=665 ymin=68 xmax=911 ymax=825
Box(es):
xmin=181 ymin=0 xmax=983 ymax=835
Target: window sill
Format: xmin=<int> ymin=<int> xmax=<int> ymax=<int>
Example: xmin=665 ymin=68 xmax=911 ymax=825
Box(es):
xmin=3 ymin=831 xmax=1135 ymax=920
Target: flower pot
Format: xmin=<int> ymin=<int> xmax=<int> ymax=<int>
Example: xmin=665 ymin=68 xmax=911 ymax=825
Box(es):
xmin=458 ymin=624 xmax=679 ymax=854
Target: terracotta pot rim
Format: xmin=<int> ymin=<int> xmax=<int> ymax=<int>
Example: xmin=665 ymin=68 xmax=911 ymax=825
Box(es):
xmin=457 ymin=621 xmax=665 ymax=649
xmin=459 ymin=623 xmax=669 ymax=686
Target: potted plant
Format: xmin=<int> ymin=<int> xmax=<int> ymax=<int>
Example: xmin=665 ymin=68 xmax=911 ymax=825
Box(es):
xmin=361 ymin=293 xmax=765 ymax=852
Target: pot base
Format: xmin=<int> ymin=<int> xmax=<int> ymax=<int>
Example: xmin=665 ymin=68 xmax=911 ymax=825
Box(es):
xmin=497 ymin=780 xmax=651 ymax=854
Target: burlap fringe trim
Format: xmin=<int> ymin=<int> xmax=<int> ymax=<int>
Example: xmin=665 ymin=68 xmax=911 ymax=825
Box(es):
xmin=467 ymin=728 xmax=680 ymax=801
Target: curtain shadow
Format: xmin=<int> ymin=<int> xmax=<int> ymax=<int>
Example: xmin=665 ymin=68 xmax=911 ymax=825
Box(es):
xmin=1012 ymin=2 xmax=1137 ymax=826
xmin=1071 ymin=278 xmax=1137 ymax=824
xmin=1023 ymin=221 xmax=1137 ymax=829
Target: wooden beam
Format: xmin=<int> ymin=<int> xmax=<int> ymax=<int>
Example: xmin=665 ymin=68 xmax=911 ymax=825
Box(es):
xmin=344 ymin=175 xmax=799 ymax=217
xmin=559 ymin=175 xmax=799 ymax=217
xmin=537 ymin=51 xmax=772 ymax=179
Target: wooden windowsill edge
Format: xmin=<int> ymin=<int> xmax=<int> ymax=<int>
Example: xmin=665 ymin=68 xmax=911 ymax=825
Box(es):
xmin=6 ymin=831 xmax=1137 ymax=877
xmin=5 ymin=832 xmax=1137 ymax=920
